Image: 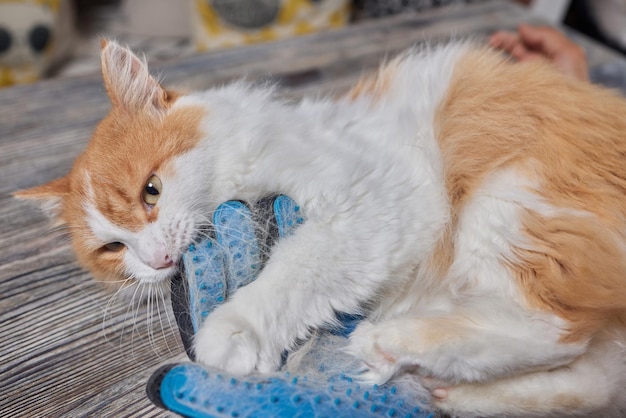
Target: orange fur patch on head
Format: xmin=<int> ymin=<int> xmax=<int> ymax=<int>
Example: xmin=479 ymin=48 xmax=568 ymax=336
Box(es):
xmin=26 ymin=102 xmax=206 ymax=285
xmin=100 ymin=40 xmax=185 ymax=114
xmin=13 ymin=177 xmax=70 ymax=224
xmin=83 ymin=237 xmax=128 ymax=283
xmin=62 ymin=103 xmax=205 ymax=282
xmin=78 ymin=104 xmax=205 ymax=231
xmin=15 ymin=42 xmax=204 ymax=285
xmin=435 ymin=47 xmax=626 ymax=341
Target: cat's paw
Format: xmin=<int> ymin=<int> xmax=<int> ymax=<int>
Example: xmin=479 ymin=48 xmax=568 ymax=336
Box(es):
xmin=193 ymin=307 xmax=279 ymax=375
xmin=423 ymin=379 xmax=494 ymax=416
xmin=347 ymin=321 xmax=405 ymax=385
xmin=421 ymin=376 xmax=511 ymax=415
xmin=420 ymin=376 xmax=452 ymax=402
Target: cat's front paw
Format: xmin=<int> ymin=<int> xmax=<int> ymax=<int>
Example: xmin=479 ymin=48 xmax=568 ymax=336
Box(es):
xmin=193 ymin=307 xmax=280 ymax=375
xmin=347 ymin=321 xmax=405 ymax=385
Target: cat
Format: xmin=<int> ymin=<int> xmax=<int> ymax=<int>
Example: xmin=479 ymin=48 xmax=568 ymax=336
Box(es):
xmin=15 ymin=39 xmax=626 ymax=417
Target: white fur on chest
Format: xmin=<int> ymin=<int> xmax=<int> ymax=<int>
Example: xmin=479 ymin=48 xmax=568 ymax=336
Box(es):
xmin=170 ymin=44 xmax=472 ymax=285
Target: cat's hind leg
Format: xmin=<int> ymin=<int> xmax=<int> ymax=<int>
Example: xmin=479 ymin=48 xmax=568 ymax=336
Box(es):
xmin=350 ymin=306 xmax=626 ymax=417
xmin=348 ymin=299 xmax=587 ymax=385
xmin=427 ymin=334 xmax=626 ymax=417
xmin=348 ymin=312 xmax=624 ymax=416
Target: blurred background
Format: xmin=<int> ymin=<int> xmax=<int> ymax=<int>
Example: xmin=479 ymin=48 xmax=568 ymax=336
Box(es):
xmin=1 ymin=0 xmax=625 ymax=89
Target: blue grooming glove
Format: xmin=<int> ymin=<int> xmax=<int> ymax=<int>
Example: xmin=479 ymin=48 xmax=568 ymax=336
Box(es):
xmin=146 ymin=195 xmax=435 ymax=418
xmin=149 ymin=363 xmax=433 ymax=418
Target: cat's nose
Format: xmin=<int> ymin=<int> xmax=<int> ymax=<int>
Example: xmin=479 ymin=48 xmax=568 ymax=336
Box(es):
xmin=148 ymin=251 xmax=174 ymax=270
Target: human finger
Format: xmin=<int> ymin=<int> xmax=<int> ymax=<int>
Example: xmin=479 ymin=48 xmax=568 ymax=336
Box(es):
xmin=489 ymin=30 xmax=523 ymax=54
xmin=518 ymin=24 xmax=576 ymax=57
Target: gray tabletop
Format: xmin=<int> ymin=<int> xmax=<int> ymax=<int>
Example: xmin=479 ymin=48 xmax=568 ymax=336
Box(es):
xmin=2 ymin=1 xmax=625 ymax=417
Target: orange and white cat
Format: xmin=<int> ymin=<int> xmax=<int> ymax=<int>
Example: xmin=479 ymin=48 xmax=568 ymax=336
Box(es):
xmin=16 ymin=40 xmax=626 ymax=416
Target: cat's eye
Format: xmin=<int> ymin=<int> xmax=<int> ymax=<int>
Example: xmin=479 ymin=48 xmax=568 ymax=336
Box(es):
xmin=142 ymin=175 xmax=162 ymax=206
xmin=103 ymin=242 xmax=125 ymax=252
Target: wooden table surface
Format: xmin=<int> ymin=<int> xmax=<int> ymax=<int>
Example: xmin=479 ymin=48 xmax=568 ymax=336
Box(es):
xmin=2 ymin=2 xmax=625 ymax=417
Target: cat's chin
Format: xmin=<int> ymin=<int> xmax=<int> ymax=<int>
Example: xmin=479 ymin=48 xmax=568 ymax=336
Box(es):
xmin=140 ymin=265 xmax=178 ymax=285
xmin=120 ymin=260 xmax=180 ymax=286
xmin=116 ymin=276 xmax=172 ymax=303
xmin=107 ymin=265 xmax=177 ymax=303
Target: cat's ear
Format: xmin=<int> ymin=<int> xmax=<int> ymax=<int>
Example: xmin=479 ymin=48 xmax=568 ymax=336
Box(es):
xmin=100 ymin=39 xmax=170 ymax=114
xmin=13 ymin=177 xmax=70 ymax=224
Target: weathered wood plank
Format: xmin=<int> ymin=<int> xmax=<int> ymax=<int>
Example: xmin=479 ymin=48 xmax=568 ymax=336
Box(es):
xmin=1 ymin=2 xmax=625 ymax=417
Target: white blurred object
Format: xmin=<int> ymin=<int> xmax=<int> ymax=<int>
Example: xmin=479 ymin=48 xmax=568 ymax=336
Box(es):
xmin=0 ymin=0 xmax=74 ymax=87
xmin=586 ymin=0 xmax=626 ymax=50
xmin=529 ymin=0 xmax=571 ymax=24
xmin=120 ymin=0 xmax=192 ymax=37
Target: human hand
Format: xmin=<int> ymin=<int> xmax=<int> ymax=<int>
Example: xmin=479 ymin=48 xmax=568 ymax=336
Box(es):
xmin=489 ymin=24 xmax=588 ymax=82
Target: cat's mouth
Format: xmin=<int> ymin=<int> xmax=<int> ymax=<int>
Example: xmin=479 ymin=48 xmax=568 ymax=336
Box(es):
xmin=137 ymin=262 xmax=180 ymax=285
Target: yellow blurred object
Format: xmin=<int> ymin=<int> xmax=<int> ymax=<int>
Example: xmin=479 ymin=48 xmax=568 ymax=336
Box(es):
xmin=0 ymin=0 xmax=74 ymax=87
xmin=192 ymin=0 xmax=351 ymax=52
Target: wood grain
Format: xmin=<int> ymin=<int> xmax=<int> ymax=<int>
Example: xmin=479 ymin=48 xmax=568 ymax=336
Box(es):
xmin=1 ymin=2 xmax=625 ymax=417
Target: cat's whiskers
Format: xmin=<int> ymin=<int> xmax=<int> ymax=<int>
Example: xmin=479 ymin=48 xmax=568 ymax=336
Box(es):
xmin=154 ymin=282 xmax=178 ymax=358
xmin=133 ymin=282 xmax=152 ymax=359
xmin=119 ymin=278 xmax=179 ymax=360
xmin=191 ymin=228 xmax=214 ymax=241
xmin=145 ymin=283 xmax=166 ymax=359
xmin=98 ymin=273 xmax=180 ymax=360
xmin=102 ymin=275 xmax=137 ymax=347
xmin=121 ymin=277 xmax=144 ymax=360
xmin=187 ymin=209 xmax=279 ymax=262
xmin=145 ymin=284 xmax=153 ymax=354
xmin=145 ymin=284 xmax=165 ymax=360
xmin=43 ymin=225 xmax=71 ymax=243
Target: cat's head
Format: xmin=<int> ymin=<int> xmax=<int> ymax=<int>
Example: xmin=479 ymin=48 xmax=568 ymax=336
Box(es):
xmin=15 ymin=41 xmax=209 ymax=288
